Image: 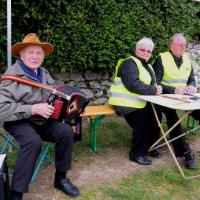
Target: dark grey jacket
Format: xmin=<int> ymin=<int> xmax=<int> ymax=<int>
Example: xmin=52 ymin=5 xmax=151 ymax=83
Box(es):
xmin=0 ymin=60 xmax=54 ymax=122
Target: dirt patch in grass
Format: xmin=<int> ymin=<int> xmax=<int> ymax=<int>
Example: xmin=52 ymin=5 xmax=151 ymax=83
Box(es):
xmin=23 ymin=136 xmax=200 ymax=200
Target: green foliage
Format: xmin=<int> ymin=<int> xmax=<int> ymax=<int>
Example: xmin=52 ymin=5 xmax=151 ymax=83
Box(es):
xmin=0 ymin=0 xmax=200 ymax=72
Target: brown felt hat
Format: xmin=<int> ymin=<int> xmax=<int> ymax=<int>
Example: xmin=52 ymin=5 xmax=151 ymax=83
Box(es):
xmin=11 ymin=33 xmax=54 ymax=56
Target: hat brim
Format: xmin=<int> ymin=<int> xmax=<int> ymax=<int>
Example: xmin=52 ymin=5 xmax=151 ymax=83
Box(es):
xmin=11 ymin=42 xmax=54 ymax=56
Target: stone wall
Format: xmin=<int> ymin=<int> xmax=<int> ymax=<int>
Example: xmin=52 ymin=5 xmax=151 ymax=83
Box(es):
xmin=53 ymin=70 xmax=114 ymax=105
xmin=52 ymin=41 xmax=200 ymax=105
xmin=188 ymin=41 xmax=200 ymax=87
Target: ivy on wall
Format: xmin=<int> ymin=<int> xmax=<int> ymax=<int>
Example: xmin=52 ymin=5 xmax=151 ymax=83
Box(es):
xmin=0 ymin=0 xmax=200 ymax=72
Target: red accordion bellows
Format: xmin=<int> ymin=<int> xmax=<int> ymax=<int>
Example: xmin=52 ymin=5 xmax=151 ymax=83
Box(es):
xmin=50 ymin=99 xmax=64 ymax=119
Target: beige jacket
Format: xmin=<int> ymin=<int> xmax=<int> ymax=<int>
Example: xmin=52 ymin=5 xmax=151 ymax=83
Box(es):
xmin=0 ymin=60 xmax=54 ymax=122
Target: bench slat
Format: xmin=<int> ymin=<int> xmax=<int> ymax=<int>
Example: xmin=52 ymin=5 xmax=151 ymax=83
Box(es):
xmin=82 ymin=105 xmax=115 ymax=117
xmin=80 ymin=105 xmax=116 ymax=152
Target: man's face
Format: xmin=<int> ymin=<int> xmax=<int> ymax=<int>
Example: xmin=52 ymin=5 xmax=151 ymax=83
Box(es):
xmin=135 ymin=45 xmax=152 ymax=62
xmin=170 ymin=37 xmax=186 ymax=58
xmin=19 ymin=45 xmax=45 ymax=71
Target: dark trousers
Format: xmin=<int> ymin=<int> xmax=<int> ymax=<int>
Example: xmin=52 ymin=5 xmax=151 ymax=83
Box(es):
xmin=155 ymin=106 xmax=191 ymax=157
xmin=124 ymin=103 xmax=159 ymax=157
xmin=4 ymin=119 xmax=73 ymax=193
xmin=190 ymin=109 xmax=200 ymax=121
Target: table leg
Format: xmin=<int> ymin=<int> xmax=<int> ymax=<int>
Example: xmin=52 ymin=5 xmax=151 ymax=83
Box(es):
xmin=150 ymin=112 xmax=189 ymax=151
xmin=150 ymin=103 xmax=200 ymax=179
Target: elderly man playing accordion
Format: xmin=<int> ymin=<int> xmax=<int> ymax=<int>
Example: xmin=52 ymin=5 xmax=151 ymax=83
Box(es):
xmin=0 ymin=33 xmax=80 ymax=200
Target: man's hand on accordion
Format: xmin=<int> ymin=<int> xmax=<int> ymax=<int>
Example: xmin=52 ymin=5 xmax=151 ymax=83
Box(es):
xmin=31 ymin=103 xmax=55 ymax=119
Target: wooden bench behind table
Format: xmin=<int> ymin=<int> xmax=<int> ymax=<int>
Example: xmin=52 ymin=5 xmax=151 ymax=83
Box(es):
xmin=81 ymin=105 xmax=116 ymax=152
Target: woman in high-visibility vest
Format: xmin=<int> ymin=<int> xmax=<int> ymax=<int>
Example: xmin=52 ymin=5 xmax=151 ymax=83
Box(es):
xmin=153 ymin=33 xmax=197 ymax=169
xmin=109 ymin=37 xmax=162 ymax=165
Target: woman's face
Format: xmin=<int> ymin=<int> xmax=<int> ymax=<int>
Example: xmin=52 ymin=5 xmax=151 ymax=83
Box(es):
xmin=135 ymin=45 xmax=152 ymax=61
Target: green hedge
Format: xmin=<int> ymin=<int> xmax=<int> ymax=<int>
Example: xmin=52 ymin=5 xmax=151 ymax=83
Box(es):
xmin=0 ymin=0 xmax=200 ymax=72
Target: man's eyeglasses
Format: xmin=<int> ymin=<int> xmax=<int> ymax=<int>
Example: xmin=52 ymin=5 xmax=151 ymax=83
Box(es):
xmin=138 ymin=49 xmax=152 ymax=54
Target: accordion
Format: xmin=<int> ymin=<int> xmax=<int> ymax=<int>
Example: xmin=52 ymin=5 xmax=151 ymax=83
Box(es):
xmin=48 ymin=85 xmax=89 ymax=142
xmin=48 ymin=85 xmax=89 ymax=124
xmin=0 ymin=75 xmax=89 ymax=132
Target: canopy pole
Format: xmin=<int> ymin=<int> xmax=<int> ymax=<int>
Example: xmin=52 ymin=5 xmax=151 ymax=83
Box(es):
xmin=7 ymin=0 xmax=12 ymax=67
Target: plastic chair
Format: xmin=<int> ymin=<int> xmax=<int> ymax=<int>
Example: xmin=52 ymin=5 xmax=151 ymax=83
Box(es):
xmin=0 ymin=128 xmax=52 ymax=182
xmin=0 ymin=116 xmax=82 ymax=182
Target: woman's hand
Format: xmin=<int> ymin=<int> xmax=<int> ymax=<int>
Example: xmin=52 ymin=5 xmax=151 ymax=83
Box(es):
xmin=156 ymin=85 xmax=162 ymax=95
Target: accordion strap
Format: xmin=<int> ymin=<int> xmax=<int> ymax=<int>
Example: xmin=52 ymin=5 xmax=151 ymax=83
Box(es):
xmin=0 ymin=75 xmax=70 ymax=100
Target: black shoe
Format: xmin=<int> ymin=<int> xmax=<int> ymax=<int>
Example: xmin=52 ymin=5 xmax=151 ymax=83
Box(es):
xmin=9 ymin=196 xmax=22 ymax=200
xmin=149 ymin=149 xmax=161 ymax=158
xmin=129 ymin=155 xmax=152 ymax=165
xmin=185 ymin=152 xmax=196 ymax=169
xmin=9 ymin=190 xmax=23 ymax=200
xmin=54 ymin=178 xmax=80 ymax=197
xmin=9 ymin=198 xmax=22 ymax=200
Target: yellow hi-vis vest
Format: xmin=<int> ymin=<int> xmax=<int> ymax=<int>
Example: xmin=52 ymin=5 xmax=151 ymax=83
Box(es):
xmin=160 ymin=52 xmax=192 ymax=87
xmin=109 ymin=56 xmax=153 ymax=108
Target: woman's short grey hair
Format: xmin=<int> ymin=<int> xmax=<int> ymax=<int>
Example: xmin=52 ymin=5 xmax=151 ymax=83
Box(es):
xmin=169 ymin=33 xmax=186 ymax=45
xmin=135 ymin=37 xmax=155 ymax=51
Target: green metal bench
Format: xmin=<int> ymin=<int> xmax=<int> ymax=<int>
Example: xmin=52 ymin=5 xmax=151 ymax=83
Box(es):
xmin=81 ymin=105 xmax=116 ymax=152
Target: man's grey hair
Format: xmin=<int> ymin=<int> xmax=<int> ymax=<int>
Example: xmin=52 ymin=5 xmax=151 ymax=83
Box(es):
xmin=135 ymin=37 xmax=155 ymax=51
xmin=169 ymin=33 xmax=186 ymax=45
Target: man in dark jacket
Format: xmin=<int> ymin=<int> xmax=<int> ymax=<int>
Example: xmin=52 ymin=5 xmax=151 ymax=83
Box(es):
xmin=0 ymin=33 xmax=79 ymax=200
xmin=153 ymin=33 xmax=196 ymax=169
xmin=109 ymin=37 xmax=162 ymax=165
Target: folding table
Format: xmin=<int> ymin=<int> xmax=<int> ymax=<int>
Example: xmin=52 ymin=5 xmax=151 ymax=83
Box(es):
xmin=139 ymin=94 xmax=200 ymax=179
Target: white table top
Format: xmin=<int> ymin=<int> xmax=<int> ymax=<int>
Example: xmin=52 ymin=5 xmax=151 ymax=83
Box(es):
xmin=139 ymin=94 xmax=200 ymax=111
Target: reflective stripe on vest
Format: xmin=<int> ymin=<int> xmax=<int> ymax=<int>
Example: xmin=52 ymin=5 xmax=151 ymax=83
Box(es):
xmin=109 ymin=56 xmax=152 ymax=108
xmin=160 ymin=52 xmax=192 ymax=87
xmin=110 ymin=91 xmax=145 ymax=102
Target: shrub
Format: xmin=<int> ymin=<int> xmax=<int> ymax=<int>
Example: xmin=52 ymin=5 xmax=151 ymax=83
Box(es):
xmin=0 ymin=0 xmax=200 ymax=72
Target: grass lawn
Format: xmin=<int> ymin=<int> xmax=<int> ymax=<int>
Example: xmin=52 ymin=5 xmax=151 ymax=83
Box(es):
xmin=75 ymin=166 xmax=200 ymax=200
xmin=1 ymin=113 xmax=200 ymax=200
